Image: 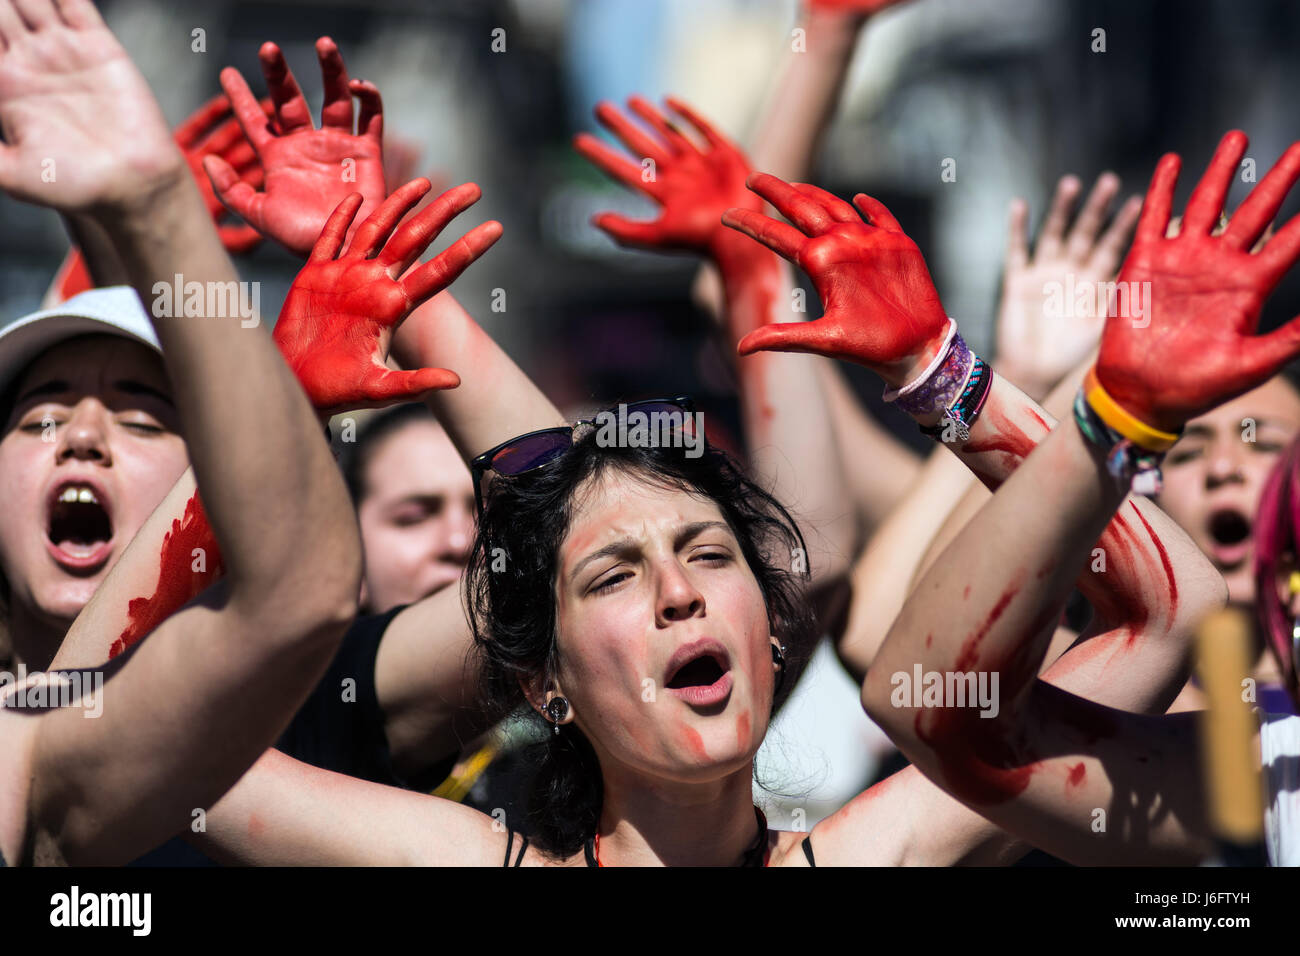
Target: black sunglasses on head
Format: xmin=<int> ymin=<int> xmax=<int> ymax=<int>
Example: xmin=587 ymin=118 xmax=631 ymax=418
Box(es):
xmin=470 ymin=397 xmax=699 ymax=512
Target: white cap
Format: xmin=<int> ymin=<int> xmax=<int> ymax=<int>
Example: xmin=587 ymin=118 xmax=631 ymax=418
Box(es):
xmin=0 ymin=287 xmax=161 ymax=401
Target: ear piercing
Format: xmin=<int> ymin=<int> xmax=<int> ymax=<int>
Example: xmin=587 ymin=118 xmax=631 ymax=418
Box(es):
xmin=545 ymin=696 xmax=570 ymax=735
xmin=772 ymin=642 xmax=787 ymax=696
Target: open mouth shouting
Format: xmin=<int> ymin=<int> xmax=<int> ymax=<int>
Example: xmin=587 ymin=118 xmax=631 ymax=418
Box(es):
xmin=664 ymin=638 xmax=733 ymax=708
xmin=1206 ymin=507 xmax=1251 ymax=569
xmin=44 ymin=478 xmax=115 ymax=574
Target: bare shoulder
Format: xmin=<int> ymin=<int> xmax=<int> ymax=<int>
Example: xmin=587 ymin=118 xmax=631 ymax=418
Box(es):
xmin=0 ymin=707 xmax=38 ymax=865
xmin=773 ymin=769 xmax=931 ymax=867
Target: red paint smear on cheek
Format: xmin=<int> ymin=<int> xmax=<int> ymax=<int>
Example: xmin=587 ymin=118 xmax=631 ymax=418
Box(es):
xmin=736 ymin=710 xmax=751 ymax=750
xmin=109 ymin=493 xmax=224 ymax=658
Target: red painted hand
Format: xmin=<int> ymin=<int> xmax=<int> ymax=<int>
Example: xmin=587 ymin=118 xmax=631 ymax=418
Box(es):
xmin=205 ymin=37 xmax=387 ymax=257
xmin=574 ymin=96 xmax=760 ymax=258
xmin=275 ymin=179 xmax=503 ymax=415
xmin=1096 ymin=130 xmax=1300 ymax=432
xmin=175 ymin=93 xmax=273 ymax=255
xmin=722 ymin=174 xmax=950 ymax=386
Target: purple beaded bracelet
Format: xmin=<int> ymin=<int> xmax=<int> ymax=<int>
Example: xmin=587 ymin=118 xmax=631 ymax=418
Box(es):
xmin=881 ymin=318 xmax=974 ymax=419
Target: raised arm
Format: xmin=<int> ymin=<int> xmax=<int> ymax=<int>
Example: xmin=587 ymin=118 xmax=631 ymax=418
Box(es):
xmin=838 ymin=172 xmax=1143 ymax=680
xmin=206 ymin=36 xmax=386 ymax=257
xmin=43 ymin=91 xmax=273 ymax=306
xmin=696 ymin=0 xmax=923 ymax=531
xmin=0 ymin=0 xmax=363 ymax=864
xmin=717 ymin=137 xmax=1300 ymax=863
xmin=575 ymin=95 xmax=856 ymax=592
xmin=851 ymin=131 xmax=1300 ymax=864
xmin=367 ymin=259 xmax=569 ymax=779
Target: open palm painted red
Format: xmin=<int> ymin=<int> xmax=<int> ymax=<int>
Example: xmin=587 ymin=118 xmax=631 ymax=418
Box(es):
xmin=274 ymin=179 xmax=502 ymax=415
xmin=1096 ymin=130 xmax=1300 ymax=432
xmin=722 ymin=173 xmax=950 ymax=387
xmin=575 ymin=95 xmax=760 ymax=257
xmin=206 ymin=37 xmax=387 ymax=257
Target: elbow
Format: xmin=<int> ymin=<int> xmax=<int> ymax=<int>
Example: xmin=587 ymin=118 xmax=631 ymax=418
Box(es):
xmin=861 ymin=657 xmax=908 ymax=741
xmin=1187 ymin=564 xmax=1230 ymax=626
xmin=237 ymin=519 xmax=362 ymax=647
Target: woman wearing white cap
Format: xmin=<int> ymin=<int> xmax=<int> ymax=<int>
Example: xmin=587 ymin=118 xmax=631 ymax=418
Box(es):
xmin=0 ymin=0 xmax=497 ymax=865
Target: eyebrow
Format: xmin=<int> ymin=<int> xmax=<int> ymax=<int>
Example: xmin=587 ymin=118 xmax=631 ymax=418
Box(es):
xmin=12 ymin=378 xmax=174 ymax=409
xmin=112 ymin=380 xmax=175 ymax=408
xmin=569 ymin=519 xmax=734 ymax=583
xmin=13 ymin=379 xmax=71 ymax=406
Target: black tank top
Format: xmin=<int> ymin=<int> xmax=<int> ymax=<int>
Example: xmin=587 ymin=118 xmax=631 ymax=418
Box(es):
xmin=801 ymin=834 xmax=816 ymax=866
xmin=502 ymin=830 xmax=529 ymax=867
xmin=502 ymin=830 xmax=817 ymax=866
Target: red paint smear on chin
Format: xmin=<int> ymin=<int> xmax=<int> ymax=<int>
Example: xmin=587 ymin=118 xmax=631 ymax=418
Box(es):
xmin=682 ymin=725 xmax=709 ymax=762
xmin=108 ymin=493 xmax=224 ymax=658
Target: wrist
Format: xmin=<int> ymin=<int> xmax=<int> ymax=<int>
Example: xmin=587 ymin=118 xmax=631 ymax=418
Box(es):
xmin=87 ymin=159 xmax=195 ymax=240
xmin=878 ymin=320 xmax=956 ymax=391
xmin=1084 ymin=367 xmax=1183 ymax=451
xmin=991 ymin=359 xmax=1053 ymax=403
xmin=802 ymin=4 xmax=872 ymax=34
xmin=710 ymin=225 xmax=775 ymax=274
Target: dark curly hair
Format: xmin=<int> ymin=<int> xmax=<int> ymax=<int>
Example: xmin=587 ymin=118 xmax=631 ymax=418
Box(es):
xmin=463 ymin=426 xmax=819 ymax=858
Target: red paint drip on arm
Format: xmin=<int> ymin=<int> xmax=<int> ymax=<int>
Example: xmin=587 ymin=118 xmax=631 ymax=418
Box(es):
xmin=1066 ymin=762 xmax=1086 ymax=788
xmin=1130 ymin=502 xmax=1178 ymax=618
xmin=108 ymin=492 xmax=225 ymax=658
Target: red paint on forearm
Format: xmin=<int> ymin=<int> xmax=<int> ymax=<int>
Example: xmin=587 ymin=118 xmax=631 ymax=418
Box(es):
xmin=913 ymin=591 xmax=1063 ymax=806
xmin=724 ymin=252 xmax=784 ymax=424
xmin=958 ymin=404 xmax=1039 ymax=490
xmin=953 ymin=583 xmax=1019 ymax=672
xmin=1066 ymin=762 xmax=1086 ymax=788
xmin=1130 ymin=503 xmax=1178 ymax=618
xmin=109 ymin=492 xmax=224 ymax=658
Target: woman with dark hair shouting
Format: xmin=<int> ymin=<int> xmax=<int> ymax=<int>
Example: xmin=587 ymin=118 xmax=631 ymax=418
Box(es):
xmin=165 ymin=118 xmax=1275 ymax=866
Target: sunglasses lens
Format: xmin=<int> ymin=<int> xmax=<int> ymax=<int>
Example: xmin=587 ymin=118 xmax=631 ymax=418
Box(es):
xmin=490 ymin=431 xmax=573 ymax=476
xmin=630 ymin=402 xmax=701 ymax=441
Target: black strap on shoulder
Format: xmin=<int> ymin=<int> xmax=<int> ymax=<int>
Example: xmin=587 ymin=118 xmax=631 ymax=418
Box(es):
xmin=801 ymin=834 xmax=816 ymax=867
xmin=513 ymin=835 xmax=530 ymax=867
xmin=503 ymin=830 xmax=514 ymax=868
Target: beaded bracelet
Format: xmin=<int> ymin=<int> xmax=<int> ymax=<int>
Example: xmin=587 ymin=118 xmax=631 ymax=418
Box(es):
xmin=919 ymin=355 xmax=992 ymax=442
xmin=1073 ymin=387 xmax=1166 ymax=496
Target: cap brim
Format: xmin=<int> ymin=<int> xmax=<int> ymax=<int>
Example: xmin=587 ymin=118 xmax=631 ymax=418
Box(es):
xmin=0 ymin=287 xmax=161 ymax=402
